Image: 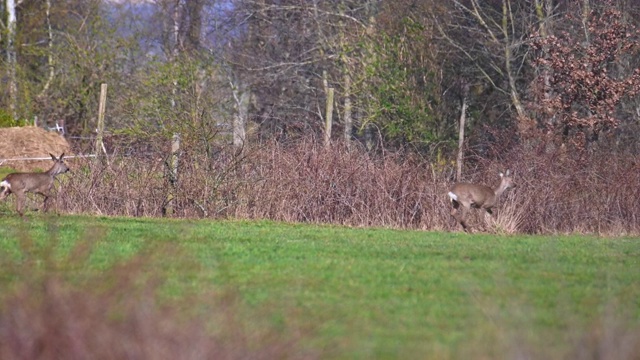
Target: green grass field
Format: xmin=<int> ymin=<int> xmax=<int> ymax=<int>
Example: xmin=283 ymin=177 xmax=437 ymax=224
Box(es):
xmin=1 ymin=215 xmax=639 ymax=358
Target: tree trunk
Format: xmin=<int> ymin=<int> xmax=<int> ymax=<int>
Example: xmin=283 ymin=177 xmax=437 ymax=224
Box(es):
xmin=533 ymin=0 xmax=555 ymax=132
xmin=343 ymin=73 xmax=352 ymax=145
xmin=324 ymin=88 xmax=335 ymax=147
xmin=162 ymin=0 xmax=181 ymax=217
xmin=456 ymin=84 xmax=469 ymax=182
xmin=581 ymin=0 xmax=590 ymax=43
xmin=6 ymin=0 xmax=18 ymax=120
xmin=233 ymin=85 xmax=250 ymax=148
xmin=163 ymin=133 xmax=181 ymax=217
xmin=38 ymin=0 xmax=54 ymax=98
xmin=501 ymin=0 xmax=526 ymax=122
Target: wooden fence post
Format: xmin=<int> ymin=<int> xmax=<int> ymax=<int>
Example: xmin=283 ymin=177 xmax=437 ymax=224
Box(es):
xmin=95 ymin=83 xmax=108 ymax=161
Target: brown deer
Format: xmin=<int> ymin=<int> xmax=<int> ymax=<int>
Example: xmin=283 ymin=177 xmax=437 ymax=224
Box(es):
xmin=447 ymin=170 xmax=516 ymax=232
xmin=0 ymin=153 xmax=70 ymax=217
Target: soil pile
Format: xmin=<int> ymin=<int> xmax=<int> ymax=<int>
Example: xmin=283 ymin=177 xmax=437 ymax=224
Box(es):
xmin=0 ymin=126 xmax=71 ymax=171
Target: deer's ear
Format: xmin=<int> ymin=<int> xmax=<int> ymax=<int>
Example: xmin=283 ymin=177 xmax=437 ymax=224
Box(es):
xmin=506 ymin=169 xmax=510 ymax=176
xmin=60 ymin=153 xmax=65 ymax=160
xmin=49 ymin=153 xmax=57 ymax=160
xmin=499 ymin=172 xmax=504 ymax=178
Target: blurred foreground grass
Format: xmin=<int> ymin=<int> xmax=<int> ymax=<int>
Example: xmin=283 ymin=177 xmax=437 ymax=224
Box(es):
xmin=0 ymin=215 xmax=638 ymax=359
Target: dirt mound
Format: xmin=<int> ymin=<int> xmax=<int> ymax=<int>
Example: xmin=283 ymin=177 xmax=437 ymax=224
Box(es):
xmin=0 ymin=126 xmax=71 ymax=172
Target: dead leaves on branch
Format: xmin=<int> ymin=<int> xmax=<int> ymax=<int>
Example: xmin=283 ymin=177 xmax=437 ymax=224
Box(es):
xmin=528 ymin=3 xmax=640 ymax=147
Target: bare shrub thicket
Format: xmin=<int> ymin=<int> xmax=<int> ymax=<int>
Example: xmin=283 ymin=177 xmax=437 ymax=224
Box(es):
xmin=55 ymin=136 xmax=640 ymax=235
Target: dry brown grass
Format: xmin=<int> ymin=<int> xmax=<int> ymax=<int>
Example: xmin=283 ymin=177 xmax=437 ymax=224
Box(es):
xmin=0 ymin=127 xmax=71 ymax=172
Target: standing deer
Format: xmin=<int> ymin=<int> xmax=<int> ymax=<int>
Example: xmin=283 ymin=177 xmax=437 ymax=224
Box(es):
xmin=0 ymin=153 xmax=70 ymax=217
xmin=447 ymin=170 xmax=516 ymax=232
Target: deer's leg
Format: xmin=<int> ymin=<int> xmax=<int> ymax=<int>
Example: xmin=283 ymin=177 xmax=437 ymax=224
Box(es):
xmin=480 ymin=208 xmax=494 ymax=231
xmin=36 ymin=191 xmax=58 ymax=215
xmin=450 ymin=200 xmax=462 ymax=225
xmin=41 ymin=193 xmax=50 ymax=212
xmin=451 ymin=200 xmax=471 ymax=232
xmin=458 ymin=206 xmax=471 ymax=232
xmin=14 ymin=191 xmax=26 ymax=217
xmin=44 ymin=193 xmax=58 ymax=214
xmin=458 ymin=200 xmax=474 ymax=232
xmin=483 ymin=208 xmax=494 ymax=222
xmin=450 ymin=200 xmax=460 ymax=216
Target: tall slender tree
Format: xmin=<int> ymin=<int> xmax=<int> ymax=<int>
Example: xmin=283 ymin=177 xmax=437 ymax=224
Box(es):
xmin=5 ymin=0 xmax=18 ymax=120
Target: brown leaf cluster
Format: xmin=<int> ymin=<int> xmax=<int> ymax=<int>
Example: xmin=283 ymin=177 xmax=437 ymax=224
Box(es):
xmin=529 ymin=4 xmax=640 ymax=147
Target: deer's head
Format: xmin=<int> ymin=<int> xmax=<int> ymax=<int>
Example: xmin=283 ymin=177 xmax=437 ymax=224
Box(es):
xmin=48 ymin=153 xmax=71 ymax=176
xmin=497 ymin=169 xmax=516 ymax=193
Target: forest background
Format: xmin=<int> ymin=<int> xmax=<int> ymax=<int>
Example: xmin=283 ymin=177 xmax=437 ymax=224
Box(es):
xmin=2 ymin=0 xmax=640 ymax=234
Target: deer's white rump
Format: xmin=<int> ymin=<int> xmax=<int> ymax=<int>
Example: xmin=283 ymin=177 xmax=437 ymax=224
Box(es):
xmin=448 ymin=170 xmax=516 ymax=232
xmin=0 ymin=153 xmax=70 ymax=217
xmin=0 ymin=180 xmax=10 ymax=193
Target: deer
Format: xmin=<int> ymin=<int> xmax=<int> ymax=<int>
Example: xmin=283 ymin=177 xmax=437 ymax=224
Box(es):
xmin=0 ymin=153 xmax=70 ymax=217
xmin=447 ymin=170 xmax=516 ymax=232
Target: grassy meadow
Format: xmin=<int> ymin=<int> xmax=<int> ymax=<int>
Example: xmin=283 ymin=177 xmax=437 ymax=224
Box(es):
xmin=0 ymin=215 xmax=639 ymax=359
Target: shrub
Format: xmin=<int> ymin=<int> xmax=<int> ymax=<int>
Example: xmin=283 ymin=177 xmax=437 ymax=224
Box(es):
xmin=49 ymin=135 xmax=640 ymax=235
